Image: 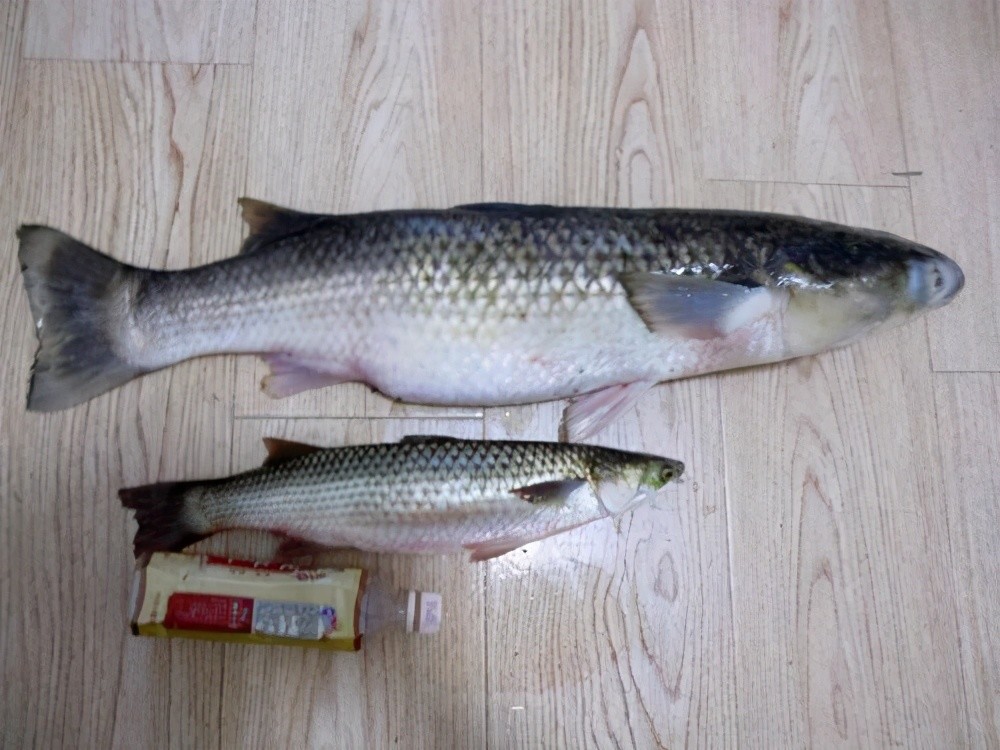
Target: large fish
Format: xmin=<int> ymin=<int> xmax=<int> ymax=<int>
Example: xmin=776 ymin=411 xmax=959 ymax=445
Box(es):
xmin=119 ymin=435 xmax=684 ymax=562
xmin=18 ymin=201 xmax=963 ymax=437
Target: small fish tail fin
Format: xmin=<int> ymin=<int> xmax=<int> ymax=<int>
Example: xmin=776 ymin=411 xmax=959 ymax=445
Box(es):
xmin=17 ymin=225 xmax=143 ymax=411
xmin=119 ymin=481 xmax=212 ymax=558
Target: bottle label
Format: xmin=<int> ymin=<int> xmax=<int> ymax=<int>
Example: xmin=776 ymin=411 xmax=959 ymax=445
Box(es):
xmin=419 ymin=593 xmax=442 ymax=634
xmin=252 ymin=600 xmax=337 ymax=640
xmin=406 ymin=591 xmax=442 ymax=634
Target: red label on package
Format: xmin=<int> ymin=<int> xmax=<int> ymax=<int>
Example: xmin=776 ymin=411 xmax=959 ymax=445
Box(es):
xmin=164 ymin=593 xmax=254 ymax=632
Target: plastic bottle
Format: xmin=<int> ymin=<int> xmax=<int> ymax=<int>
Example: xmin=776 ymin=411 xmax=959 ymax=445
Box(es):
xmin=361 ymin=585 xmax=442 ymax=636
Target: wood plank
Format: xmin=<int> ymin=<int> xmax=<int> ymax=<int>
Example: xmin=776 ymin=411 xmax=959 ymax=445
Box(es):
xmin=481 ymin=0 xmax=700 ymax=204
xmin=479 ymin=9 xmax=735 ymax=741
xmin=217 ymin=418 xmax=487 ymax=749
xmin=480 ymin=185 xmax=965 ymax=746
xmin=0 ymin=59 xmax=250 ymax=748
xmin=888 ymin=0 xmax=1000 ymax=370
xmin=235 ymin=0 xmax=484 ymax=420
xmin=718 ymin=183 xmax=967 ymax=747
xmin=483 ymin=386 xmax=736 ymax=747
xmin=0 ymin=1 xmax=22 ymax=148
xmin=694 ymin=0 xmax=906 ymax=185
xmin=933 ymin=373 xmax=1000 ymax=748
xmin=478 ymin=0 xmax=704 ymax=443
xmin=0 ymin=3 xmax=994 ymax=748
xmin=0 ymin=6 xmax=31 ymax=728
xmin=24 ymin=0 xmax=255 ymax=64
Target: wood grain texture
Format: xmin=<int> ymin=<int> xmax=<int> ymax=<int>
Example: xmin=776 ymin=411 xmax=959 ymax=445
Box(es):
xmin=933 ymin=374 xmax=1000 ymax=748
xmin=216 ymin=418 xmax=487 ymax=750
xmin=718 ymin=183 xmax=967 ymax=747
xmin=694 ymin=0 xmax=907 ymax=185
xmin=24 ymin=0 xmax=255 ymax=64
xmin=888 ymin=0 xmax=1000 ymax=371
xmin=0 ymin=2 xmax=22 ymax=149
xmin=1 ymin=0 xmax=997 ymax=748
xmin=481 ymin=0 xmax=700 ymax=205
xmin=0 ymin=59 xmax=250 ymax=747
xmin=483 ymin=388 xmax=738 ymax=748
xmin=0 ymin=6 xmax=28 ymax=734
xmin=234 ymin=0 xmax=484 ymax=419
xmin=478 ymin=26 xmax=736 ymax=745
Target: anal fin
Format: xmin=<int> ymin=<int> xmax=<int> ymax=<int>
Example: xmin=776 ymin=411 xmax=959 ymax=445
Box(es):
xmin=271 ymin=536 xmax=353 ymax=563
xmin=464 ymin=535 xmax=537 ymax=562
xmin=463 ymin=519 xmax=595 ymax=562
xmin=260 ymin=353 xmax=355 ymax=398
xmin=560 ymin=381 xmax=654 ymax=442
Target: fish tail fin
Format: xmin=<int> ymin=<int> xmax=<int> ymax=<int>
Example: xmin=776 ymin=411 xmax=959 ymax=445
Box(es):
xmin=17 ymin=225 xmax=144 ymax=412
xmin=119 ymin=481 xmax=212 ymax=558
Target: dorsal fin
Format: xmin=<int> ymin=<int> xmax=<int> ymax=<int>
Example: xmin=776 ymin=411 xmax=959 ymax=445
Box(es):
xmin=261 ymin=437 xmax=325 ymax=467
xmin=399 ymin=434 xmax=461 ymax=445
xmin=237 ymin=198 xmax=321 ymax=254
xmin=452 ymin=202 xmax=568 ymax=219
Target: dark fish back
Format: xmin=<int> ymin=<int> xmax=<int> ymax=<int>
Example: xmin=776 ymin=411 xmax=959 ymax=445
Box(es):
xmin=226 ymin=439 xmax=648 ymax=493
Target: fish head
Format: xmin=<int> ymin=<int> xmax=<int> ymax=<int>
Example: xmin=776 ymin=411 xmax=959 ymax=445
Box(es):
xmin=595 ymin=455 xmax=684 ymax=516
xmin=773 ymin=225 xmax=964 ymax=356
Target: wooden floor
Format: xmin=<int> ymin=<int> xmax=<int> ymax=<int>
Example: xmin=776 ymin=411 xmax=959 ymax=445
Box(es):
xmin=1 ymin=1 xmax=997 ymax=747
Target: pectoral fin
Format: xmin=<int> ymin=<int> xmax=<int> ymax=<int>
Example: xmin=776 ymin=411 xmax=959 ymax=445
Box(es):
xmin=619 ymin=272 xmax=776 ymax=339
xmin=511 ymin=479 xmax=587 ymax=503
xmin=560 ymin=381 xmax=655 ymax=442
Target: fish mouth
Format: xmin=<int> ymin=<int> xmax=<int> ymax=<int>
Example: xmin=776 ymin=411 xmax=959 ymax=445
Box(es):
xmin=907 ymin=252 xmax=965 ymax=309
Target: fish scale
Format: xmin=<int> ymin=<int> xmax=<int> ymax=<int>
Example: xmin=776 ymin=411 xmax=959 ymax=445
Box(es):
xmin=18 ymin=202 xmax=963 ymax=423
xmin=119 ymin=438 xmax=685 ymax=560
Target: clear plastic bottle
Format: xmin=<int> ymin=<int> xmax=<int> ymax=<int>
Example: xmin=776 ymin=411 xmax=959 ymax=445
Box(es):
xmin=360 ymin=583 xmax=442 ymax=636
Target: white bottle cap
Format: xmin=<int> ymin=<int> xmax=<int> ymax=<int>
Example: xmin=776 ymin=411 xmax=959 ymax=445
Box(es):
xmin=405 ymin=591 xmax=442 ymax=635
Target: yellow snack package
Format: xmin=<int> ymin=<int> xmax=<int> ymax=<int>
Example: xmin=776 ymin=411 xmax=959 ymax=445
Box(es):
xmin=130 ymin=553 xmax=439 ymax=650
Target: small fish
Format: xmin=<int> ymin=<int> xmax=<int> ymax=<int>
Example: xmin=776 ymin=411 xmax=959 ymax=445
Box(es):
xmin=18 ymin=201 xmax=963 ymax=438
xmin=119 ymin=436 xmax=684 ymax=562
